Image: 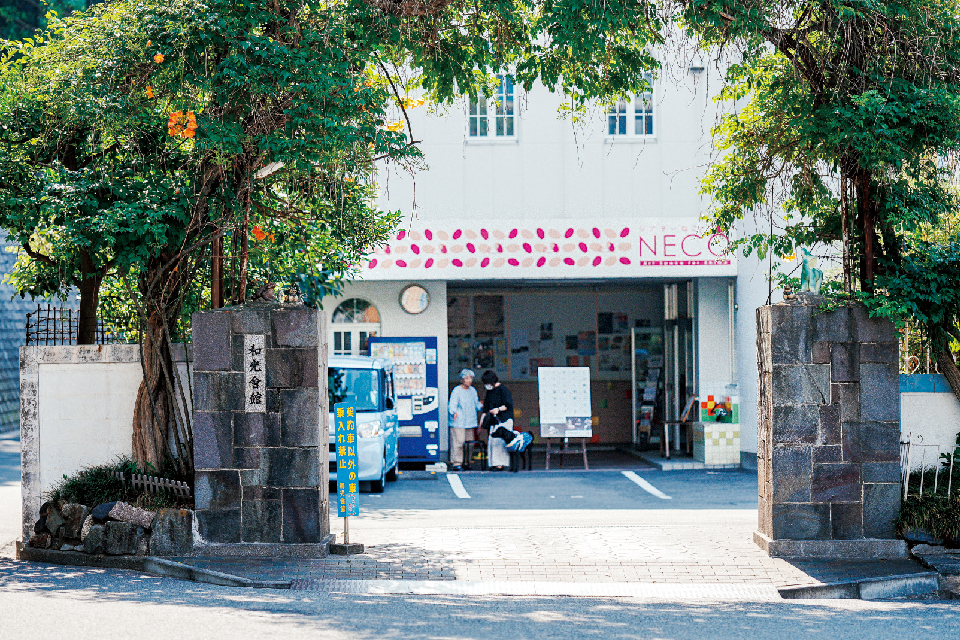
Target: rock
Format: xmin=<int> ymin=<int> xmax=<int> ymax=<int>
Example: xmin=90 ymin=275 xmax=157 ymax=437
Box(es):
xmin=136 ymin=535 xmax=150 ymax=557
xmin=912 ymin=543 xmax=946 ymax=556
xmin=60 ymin=544 xmax=78 ymax=552
xmin=38 ymin=501 xmax=52 ymax=516
xmin=60 ymin=504 xmax=87 ymax=538
xmin=28 ymin=533 xmax=51 ymax=549
xmin=44 ymin=505 xmax=64 ymax=537
xmin=83 ymin=525 xmax=105 ymax=554
xmin=80 ymin=515 xmax=93 ymax=541
xmin=149 ymin=509 xmax=193 ymax=556
xmin=91 ymin=502 xmax=117 ymax=523
xmin=33 ymin=516 xmax=47 ymax=534
xmin=108 ymin=502 xmax=156 ymax=529
xmin=103 ymin=522 xmax=143 ymax=555
xmin=903 ymin=529 xmax=943 ymax=546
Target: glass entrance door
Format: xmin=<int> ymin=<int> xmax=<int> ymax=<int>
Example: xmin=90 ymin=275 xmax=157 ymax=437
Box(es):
xmin=663 ymin=282 xmax=696 ymax=451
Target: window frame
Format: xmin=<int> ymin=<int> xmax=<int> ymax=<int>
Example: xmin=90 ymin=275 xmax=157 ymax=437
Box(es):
xmin=605 ymin=73 xmax=656 ymax=142
xmin=466 ymin=74 xmax=519 ymax=143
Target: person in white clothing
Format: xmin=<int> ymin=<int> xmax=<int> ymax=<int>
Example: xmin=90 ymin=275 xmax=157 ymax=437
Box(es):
xmin=447 ymin=368 xmax=481 ymax=471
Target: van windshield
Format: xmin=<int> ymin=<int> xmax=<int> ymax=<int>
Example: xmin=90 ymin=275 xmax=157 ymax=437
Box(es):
xmin=328 ymin=368 xmax=380 ymax=412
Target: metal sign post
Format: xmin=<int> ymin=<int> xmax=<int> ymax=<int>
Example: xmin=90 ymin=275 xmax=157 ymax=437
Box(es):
xmin=331 ymin=402 xmax=363 ymax=555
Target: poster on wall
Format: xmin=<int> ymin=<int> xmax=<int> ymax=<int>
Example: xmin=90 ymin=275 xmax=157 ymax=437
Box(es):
xmin=537 ymin=367 xmax=592 ymax=438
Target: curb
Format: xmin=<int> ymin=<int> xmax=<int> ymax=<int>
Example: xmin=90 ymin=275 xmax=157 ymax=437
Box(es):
xmin=16 ymin=543 xmax=291 ymax=589
xmin=779 ymin=572 xmax=941 ymax=600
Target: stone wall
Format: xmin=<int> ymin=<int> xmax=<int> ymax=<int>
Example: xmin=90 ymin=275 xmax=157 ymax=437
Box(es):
xmin=756 ymin=295 xmax=906 ymax=558
xmin=191 ymin=304 xmax=329 ymax=555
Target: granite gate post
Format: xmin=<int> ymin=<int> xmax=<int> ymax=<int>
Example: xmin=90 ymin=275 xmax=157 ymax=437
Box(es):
xmin=755 ymin=294 xmax=906 ymax=558
xmin=191 ymin=303 xmax=330 ymax=555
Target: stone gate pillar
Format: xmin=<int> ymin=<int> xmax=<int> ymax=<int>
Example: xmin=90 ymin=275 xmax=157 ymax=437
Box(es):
xmin=755 ymin=295 xmax=906 ymax=558
xmin=191 ymin=303 xmax=329 ymax=555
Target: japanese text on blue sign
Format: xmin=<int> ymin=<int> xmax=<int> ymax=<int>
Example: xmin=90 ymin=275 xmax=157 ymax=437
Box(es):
xmin=334 ymin=403 xmax=359 ymax=517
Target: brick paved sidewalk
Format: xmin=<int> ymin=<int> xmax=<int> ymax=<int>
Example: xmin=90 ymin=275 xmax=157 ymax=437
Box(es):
xmin=175 ymin=519 xmax=928 ymax=589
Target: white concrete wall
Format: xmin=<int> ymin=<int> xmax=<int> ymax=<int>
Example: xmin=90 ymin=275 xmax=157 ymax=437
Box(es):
xmin=735 ymin=247 xmax=771 ymax=457
xmin=901 ymin=392 xmax=960 ymax=470
xmin=326 ymin=280 xmax=449 ymax=452
xmin=37 ymin=362 xmax=141 ymax=495
xmin=378 ymin=72 xmax=719 ymax=225
xmin=696 ymin=277 xmax=735 ymax=395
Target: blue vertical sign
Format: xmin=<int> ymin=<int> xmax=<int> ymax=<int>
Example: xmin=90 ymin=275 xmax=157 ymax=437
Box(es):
xmin=334 ymin=402 xmax=359 ymax=517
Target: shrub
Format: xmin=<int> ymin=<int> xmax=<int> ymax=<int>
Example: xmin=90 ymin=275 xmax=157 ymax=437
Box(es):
xmin=46 ymin=458 xmax=191 ymax=510
xmin=896 ymin=494 xmax=960 ymax=542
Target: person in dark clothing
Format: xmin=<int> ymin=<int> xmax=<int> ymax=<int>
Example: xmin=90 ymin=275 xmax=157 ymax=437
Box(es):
xmin=480 ymin=370 xmax=515 ymax=470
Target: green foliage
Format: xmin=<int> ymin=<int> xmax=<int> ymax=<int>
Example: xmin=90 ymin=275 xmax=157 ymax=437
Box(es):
xmin=897 ymin=494 xmax=960 ymax=542
xmin=686 ymin=0 xmax=960 ymax=274
xmin=0 ymin=0 xmax=667 ymax=334
xmin=866 ymin=236 xmax=960 ymax=350
xmin=46 ymin=457 xmax=190 ymax=509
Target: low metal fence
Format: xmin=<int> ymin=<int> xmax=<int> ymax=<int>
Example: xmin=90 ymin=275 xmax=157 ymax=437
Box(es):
xmin=25 ymin=304 xmax=136 ymax=346
xmin=900 ymin=434 xmax=960 ymax=501
xmin=112 ymin=471 xmax=192 ymax=498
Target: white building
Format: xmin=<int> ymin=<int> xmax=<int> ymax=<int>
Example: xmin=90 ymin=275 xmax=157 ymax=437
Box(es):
xmin=326 ymin=68 xmax=769 ymax=468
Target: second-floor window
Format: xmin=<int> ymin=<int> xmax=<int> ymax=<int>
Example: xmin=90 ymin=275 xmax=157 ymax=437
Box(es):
xmin=607 ymin=74 xmax=654 ymax=138
xmin=469 ymin=75 xmax=515 ymax=138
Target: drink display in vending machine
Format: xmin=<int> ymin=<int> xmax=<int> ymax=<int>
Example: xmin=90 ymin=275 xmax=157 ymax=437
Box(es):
xmin=368 ymin=336 xmax=439 ymax=462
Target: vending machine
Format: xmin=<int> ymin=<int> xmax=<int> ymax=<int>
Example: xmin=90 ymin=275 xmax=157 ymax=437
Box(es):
xmin=368 ymin=336 xmax=440 ymax=463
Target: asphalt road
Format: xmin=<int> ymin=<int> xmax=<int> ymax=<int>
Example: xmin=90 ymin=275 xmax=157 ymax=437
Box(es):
xmin=2 ymin=562 xmax=960 ymax=640
xmin=3 ymin=436 xmax=960 ymax=639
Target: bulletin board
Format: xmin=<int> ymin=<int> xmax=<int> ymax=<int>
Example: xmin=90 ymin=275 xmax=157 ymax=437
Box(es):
xmin=537 ymin=367 xmax=592 ymax=438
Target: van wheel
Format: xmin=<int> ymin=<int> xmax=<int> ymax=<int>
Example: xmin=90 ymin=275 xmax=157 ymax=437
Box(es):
xmin=371 ymin=462 xmax=386 ymax=493
xmin=386 ymin=457 xmax=399 ymax=481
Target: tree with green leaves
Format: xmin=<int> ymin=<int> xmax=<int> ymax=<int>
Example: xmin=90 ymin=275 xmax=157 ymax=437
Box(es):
xmin=679 ymin=0 xmax=960 ymax=399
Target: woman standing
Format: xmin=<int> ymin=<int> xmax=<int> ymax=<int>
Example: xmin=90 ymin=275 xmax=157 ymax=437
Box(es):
xmin=447 ymin=368 xmax=481 ymax=472
xmin=480 ymin=370 xmax=514 ymax=471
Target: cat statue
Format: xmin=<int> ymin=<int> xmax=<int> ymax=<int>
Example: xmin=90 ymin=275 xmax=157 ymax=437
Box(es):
xmin=799 ymin=248 xmax=824 ymax=294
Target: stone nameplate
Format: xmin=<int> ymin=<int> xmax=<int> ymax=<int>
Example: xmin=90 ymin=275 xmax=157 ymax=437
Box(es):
xmin=244 ymin=334 xmax=266 ymax=413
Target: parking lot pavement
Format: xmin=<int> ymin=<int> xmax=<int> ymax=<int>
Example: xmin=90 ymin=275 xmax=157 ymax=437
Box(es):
xmin=177 ymin=468 xmax=931 ymax=591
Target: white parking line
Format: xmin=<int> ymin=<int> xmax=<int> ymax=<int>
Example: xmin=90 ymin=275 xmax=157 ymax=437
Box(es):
xmin=446 ymin=473 xmax=471 ymax=499
xmin=621 ymin=470 xmax=672 ymax=500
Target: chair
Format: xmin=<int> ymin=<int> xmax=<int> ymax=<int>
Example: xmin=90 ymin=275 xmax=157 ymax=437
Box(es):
xmin=462 ymin=439 xmax=487 ymax=471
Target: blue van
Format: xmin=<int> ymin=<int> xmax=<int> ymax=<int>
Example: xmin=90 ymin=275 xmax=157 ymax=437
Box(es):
xmin=328 ymin=356 xmax=400 ymax=492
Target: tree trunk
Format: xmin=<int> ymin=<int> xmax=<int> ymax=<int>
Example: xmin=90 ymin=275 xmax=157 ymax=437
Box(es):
xmin=936 ymin=346 xmax=960 ymax=405
xmin=75 ymin=250 xmax=104 ymax=345
xmin=76 ymin=273 xmax=102 ymax=345
xmin=856 ymin=170 xmax=875 ymax=292
xmin=131 ymin=254 xmax=192 ymax=474
xmin=132 ymin=310 xmax=173 ymax=469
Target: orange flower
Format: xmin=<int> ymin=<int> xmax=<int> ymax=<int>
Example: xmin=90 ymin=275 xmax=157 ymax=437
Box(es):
xmin=146 ymin=85 xmax=154 ymax=99
xmin=384 ymin=120 xmax=405 ymax=132
xmin=167 ymin=111 xmax=197 ymax=138
xmin=251 ymin=226 xmax=267 ymax=242
xmin=154 ymin=53 xmax=164 ymax=63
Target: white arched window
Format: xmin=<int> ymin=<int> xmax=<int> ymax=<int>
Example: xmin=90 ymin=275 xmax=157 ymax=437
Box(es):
xmin=330 ymin=298 xmax=381 ymax=356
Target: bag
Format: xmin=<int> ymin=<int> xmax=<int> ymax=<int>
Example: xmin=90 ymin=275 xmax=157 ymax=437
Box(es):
xmin=506 ymin=431 xmax=533 ymax=453
xmin=480 ymin=412 xmax=500 ymax=431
